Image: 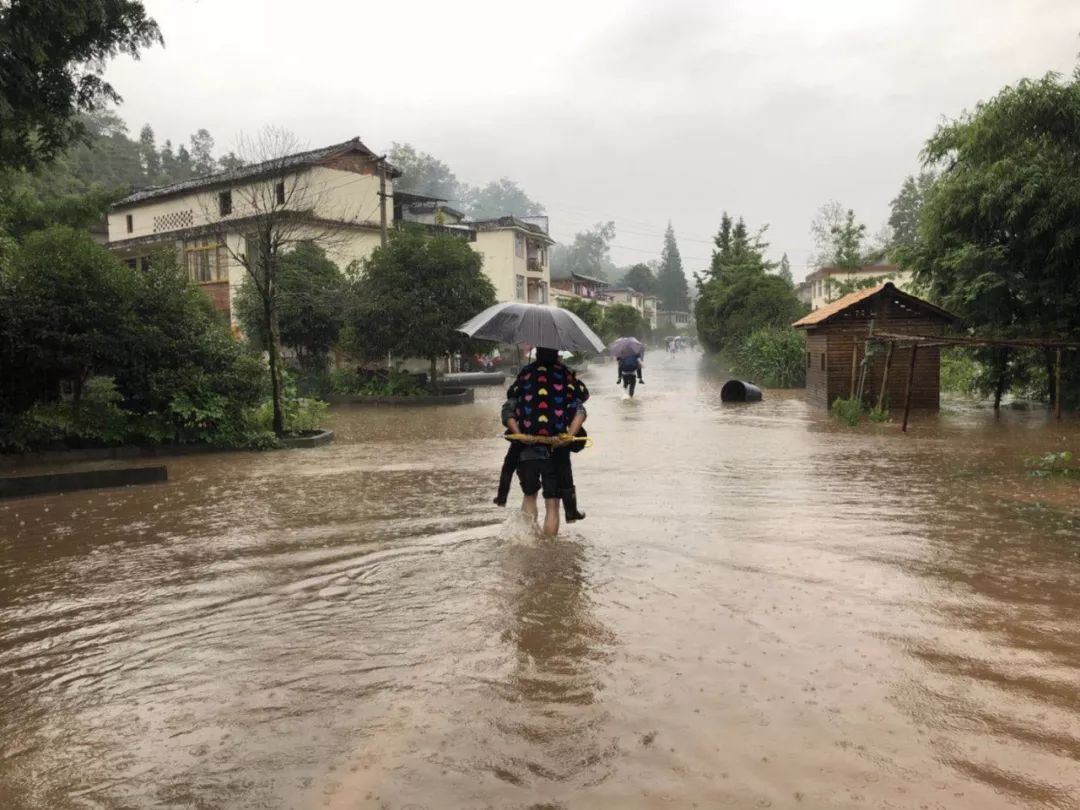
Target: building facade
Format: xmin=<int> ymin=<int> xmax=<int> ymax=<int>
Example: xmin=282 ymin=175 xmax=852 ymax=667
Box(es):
xmin=657 ymin=310 xmax=693 ymax=331
xmin=107 ymin=138 xmax=556 ymax=322
xmin=797 ymin=262 xmax=912 ymax=311
xmin=108 ymin=138 xmax=396 ymax=321
xmin=550 ymin=273 xmax=611 ymax=306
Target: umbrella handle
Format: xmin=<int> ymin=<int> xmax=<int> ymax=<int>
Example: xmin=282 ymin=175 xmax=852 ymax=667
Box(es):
xmin=503 ymin=433 xmax=593 ymax=448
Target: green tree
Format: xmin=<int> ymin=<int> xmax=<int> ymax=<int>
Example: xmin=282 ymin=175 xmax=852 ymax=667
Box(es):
xmin=656 ymin=222 xmax=690 ymax=311
xmin=887 ymin=171 xmax=936 ymax=256
xmin=622 ymin=262 xmax=657 ymax=295
xmin=830 ymin=209 xmax=866 ymax=270
xmin=201 ymin=128 xmax=332 ymax=436
xmin=189 ymin=128 xmax=217 ymax=176
xmin=696 ymin=273 xmax=803 ymax=354
xmin=699 ymin=214 xmax=776 ymax=289
xmin=388 ymin=142 xmax=462 ymax=201
xmin=344 ymin=228 xmax=496 ymax=382
xmin=113 ymin=249 xmax=265 ymax=444
xmin=159 ymin=139 xmax=177 ymax=179
xmin=3 ymin=226 xmax=135 ymax=414
xmin=777 ymin=253 xmax=793 ymax=285
xmin=138 ymin=123 xmax=160 ymax=178
xmin=901 ymin=66 xmax=1080 ymax=407
xmin=696 ymin=212 xmax=800 ymax=354
xmin=557 ymin=296 xmax=605 ymax=338
xmin=235 ymin=242 xmax=346 ymax=372
xmin=463 ymin=178 xmax=544 ymax=219
xmin=602 ymin=303 xmax=646 ymax=341
xmin=0 ymin=0 xmax=162 ymax=170
xmin=551 ymin=221 xmax=616 ymax=280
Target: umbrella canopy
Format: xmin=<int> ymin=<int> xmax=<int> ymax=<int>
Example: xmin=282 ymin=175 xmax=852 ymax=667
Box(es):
xmin=609 ymin=336 xmax=644 ymax=358
xmin=457 ymin=302 xmax=604 ymax=353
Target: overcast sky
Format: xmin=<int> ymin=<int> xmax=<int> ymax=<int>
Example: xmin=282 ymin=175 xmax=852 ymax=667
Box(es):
xmin=104 ymin=0 xmax=1080 ymax=281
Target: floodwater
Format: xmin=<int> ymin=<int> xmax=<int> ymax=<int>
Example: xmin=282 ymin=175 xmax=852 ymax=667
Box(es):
xmin=2 ymin=353 xmax=1079 ymax=810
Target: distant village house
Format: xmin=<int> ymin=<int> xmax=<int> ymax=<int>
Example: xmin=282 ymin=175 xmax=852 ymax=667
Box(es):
xmin=107 ymin=137 xmax=555 ymax=320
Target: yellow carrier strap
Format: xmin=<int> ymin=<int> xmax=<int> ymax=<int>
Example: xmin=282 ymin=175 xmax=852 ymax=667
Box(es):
xmin=503 ymin=433 xmax=593 ymax=448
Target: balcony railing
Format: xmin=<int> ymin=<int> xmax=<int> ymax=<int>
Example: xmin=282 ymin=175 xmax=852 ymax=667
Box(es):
xmin=394 ymin=221 xmax=477 ymax=242
xmin=526 ymin=257 xmax=543 ymax=272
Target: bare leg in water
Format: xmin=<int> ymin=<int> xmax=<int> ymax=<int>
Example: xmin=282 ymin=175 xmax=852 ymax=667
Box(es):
xmin=521 ymin=492 xmax=560 ymax=536
xmin=522 ymin=492 xmax=538 ymax=520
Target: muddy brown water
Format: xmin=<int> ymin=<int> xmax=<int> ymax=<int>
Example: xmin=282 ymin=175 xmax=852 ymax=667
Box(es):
xmin=2 ymin=353 xmax=1079 ymax=809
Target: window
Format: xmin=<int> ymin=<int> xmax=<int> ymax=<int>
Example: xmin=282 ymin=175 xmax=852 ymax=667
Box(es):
xmin=820 ymin=352 xmax=826 ymax=371
xmin=184 ymin=238 xmax=230 ymax=283
xmin=125 ymin=258 xmax=138 ymax=270
xmin=515 ymin=233 xmax=525 ymax=258
xmin=515 ymin=275 xmax=526 ymax=301
xmin=275 ymin=181 xmax=286 ymax=206
xmin=126 ymin=214 xmax=133 ymax=233
xmin=218 ymin=190 xmax=233 ymax=216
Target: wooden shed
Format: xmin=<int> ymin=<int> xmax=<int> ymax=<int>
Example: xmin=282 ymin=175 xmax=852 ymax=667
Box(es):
xmin=793 ymin=283 xmax=957 ymax=411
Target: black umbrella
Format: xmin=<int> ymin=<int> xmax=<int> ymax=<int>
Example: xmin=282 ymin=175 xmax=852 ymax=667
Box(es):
xmin=457 ymin=302 xmax=604 ymax=353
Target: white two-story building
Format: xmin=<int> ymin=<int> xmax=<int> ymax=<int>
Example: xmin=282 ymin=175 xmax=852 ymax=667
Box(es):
xmin=108 ymin=137 xmax=396 ymax=318
xmin=107 ymin=137 xmax=556 ymax=320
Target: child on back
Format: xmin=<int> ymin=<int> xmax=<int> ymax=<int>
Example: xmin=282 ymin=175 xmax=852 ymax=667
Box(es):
xmin=493 ymin=348 xmax=589 ymax=525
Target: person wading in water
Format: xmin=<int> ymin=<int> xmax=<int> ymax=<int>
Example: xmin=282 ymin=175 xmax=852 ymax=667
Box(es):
xmin=617 ymin=352 xmax=644 ymax=397
xmin=500 ymin=347 xmax=587 ymax=536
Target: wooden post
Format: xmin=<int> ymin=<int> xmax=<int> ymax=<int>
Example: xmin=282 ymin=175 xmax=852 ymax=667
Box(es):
xmin=901 ymin=344 xmax=918 ymax=433
xmin=877 ymin=341 xmax=895 ymax=412
xmin=1055 ymin=347 xmax=1063 ymax=421
xmin=849 ymin=343 xmax=858 ymax=398
xmin=378 ymin=159 xmax=388 ymax=248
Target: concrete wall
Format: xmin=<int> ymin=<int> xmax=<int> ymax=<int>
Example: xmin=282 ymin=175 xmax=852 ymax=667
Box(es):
xmin=473 ymin=228 xmax=551 ymax=304
xmin=107 ymin=165 xmax=389 ymax=244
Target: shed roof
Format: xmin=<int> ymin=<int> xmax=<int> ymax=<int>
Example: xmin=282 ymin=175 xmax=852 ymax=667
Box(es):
xmin=113 ymin=137 xmax=398 ymax=209
xmin=792 ymin=282 xmax=957 ymax=328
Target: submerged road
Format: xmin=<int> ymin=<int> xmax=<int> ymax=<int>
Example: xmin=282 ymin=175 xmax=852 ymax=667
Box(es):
xmin=2 ymin=352 xmax=1079 ymax=808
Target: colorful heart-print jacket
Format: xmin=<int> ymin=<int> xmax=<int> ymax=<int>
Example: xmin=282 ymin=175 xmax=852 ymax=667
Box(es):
xmin=506 ymin=361 xmax=590 ymax=437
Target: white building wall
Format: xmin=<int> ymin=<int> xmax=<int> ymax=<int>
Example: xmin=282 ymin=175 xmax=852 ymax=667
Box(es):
xmin=107 ymin=165 xmax=389 ymax=244
xmin=472 ymin=229 xmax=551 ymax=304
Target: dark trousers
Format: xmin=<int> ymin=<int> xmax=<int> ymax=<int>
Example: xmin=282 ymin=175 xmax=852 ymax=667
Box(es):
xmin=621 ymin=372 xmax=637 ymax=397
xmin=496 ymin=444 xmax=577 ymax=503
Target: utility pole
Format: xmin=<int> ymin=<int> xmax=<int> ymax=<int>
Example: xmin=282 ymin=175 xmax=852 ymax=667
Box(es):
xmin=377 ymin=156 xmax=388 ymax=247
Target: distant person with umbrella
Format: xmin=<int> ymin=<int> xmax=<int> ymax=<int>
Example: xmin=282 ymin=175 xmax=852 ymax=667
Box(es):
xmin=610 ymin=336 xmax=645 ymax=398
xmin=458 ymin=302 xmax=604 ymax=536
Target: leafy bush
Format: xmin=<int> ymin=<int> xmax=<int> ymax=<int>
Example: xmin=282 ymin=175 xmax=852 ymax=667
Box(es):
xmin=1025 ymin=450 xmax=1079 ymax=478
xmin=251 ymin=397 xmax=327 ymax=435
xmin=867 ymin=406 xmax=890 ymax=423
xmin=940 ymin=348 xmax=982 ymax=396
xmin=1 ymin=376 xmax=131 ymax=450
xmin=830 ymin=397 xmax=864 ymax=426
xmin=830 ymin=397 xmax=892 ymax=426
xmin=329 ymin=368 xmax=425 ymax=397
xmin=0 ymin=233 xmax=283 ymax=452
xmin=731 ymin=328 xmax=806 ymax=388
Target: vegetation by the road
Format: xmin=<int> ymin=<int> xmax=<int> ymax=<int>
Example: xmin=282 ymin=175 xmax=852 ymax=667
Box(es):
xmin=899 ymin=66 xmax=1080 ymax=408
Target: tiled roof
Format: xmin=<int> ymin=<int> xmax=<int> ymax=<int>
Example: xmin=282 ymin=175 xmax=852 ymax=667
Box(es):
xmin=113 ymin=137 xmax=396 ymax=208
xmin=470 ymin=215 xmax=553 ymax=240
xmin=792 ymin=282 xmax=956 ymax=328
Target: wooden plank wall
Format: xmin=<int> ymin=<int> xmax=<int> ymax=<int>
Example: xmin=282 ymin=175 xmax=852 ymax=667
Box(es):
xmin=824 ymin=331 xmax=941 ymax=410
xmin=810 ymin=308 xmax=949 ymax=410
xmin=804 ymin=332 xmax=828 ymax=408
